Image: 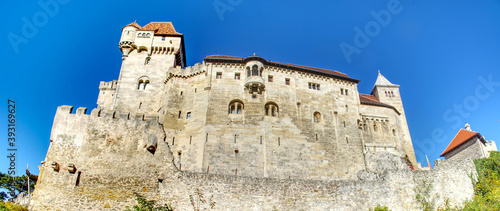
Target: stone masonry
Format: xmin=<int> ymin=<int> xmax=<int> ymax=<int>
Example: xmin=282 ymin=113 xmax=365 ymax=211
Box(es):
xmin=30 ymin=22 xmax=477 ymax=210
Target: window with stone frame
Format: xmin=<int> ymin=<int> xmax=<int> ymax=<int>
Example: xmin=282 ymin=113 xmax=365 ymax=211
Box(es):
xmin=265 ymin=102 xmax=279 ymax=117
xmin=313 ymin=112 xmax=321 ymax=123
xmin=228 ymin=100 xmax=244 ymax=115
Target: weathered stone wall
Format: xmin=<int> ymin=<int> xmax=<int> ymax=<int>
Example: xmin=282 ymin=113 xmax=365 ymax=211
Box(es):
xmin=31 ymin=110 xmax=476 ymax=211
xmin=159 ymin=61 xmax=415 ymax=181
xmin=445 ymin=138 xmax=485 ymax=160
xmin=31 ymin=105 xmax=173 ymax=210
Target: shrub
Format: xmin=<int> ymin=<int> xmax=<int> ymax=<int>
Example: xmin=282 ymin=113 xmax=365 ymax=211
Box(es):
xmin=124 ymin=192 xmax=173 ymax=211
xmin=0 ymin=201 xmax=28 ymax=211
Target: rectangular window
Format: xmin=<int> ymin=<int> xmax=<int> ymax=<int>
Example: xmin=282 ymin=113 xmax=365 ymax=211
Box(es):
xmin=216 ymin=72 xmax=222 ymax=79
xmin=162 ymin=36 xmax=166 ymax=41
xmin=234 ymin=73 xmax=240 ymax=80
xmin=340 ymin=88 xmax=344 ymax=95
xmin=268 ymin=75 xmax=273 ymax=82
xmin=186 ymin=112 xmax=191 ymax=119
xmin=178 ymin=111 xmax=181 ymax=119
xmin=345 ymin=89 xmax=349 ymax=95
xmin=308 ymin=82 xmax=320 ymax=90
xmin=285 ymin=78 xmax=290 ymax=85
xmin=190 ymin=136 xmax=192 ymax=144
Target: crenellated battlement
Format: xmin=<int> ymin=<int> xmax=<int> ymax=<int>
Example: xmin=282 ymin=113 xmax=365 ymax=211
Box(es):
xmin=165 ymin=63 xmax=206 ymax=82
xmin=99 ymin=80 xmax=118 ymax=90
xmin=54 ymin=105 xmax=159 ymax=124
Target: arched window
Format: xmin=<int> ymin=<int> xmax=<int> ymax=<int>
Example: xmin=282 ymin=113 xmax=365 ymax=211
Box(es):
xmin=138 ymin=80 xmax=143 ymax=90
xmin=385 ymin=91 xmax=388 ymax=97
xmin=246 ymin=67 xmax=251 ymax=77
xmin=138 ymin=76 xmax=150 ymax=90
xmin=265 ymin=102 xmax=279 ymax=117
xmin=252 ymin=65 xmax=259 ymax=76
xmin=145 ymin=57 xmax=151 ymax=65
xmin=313 ymin=112 xmax=321 ymax=123
xmin=228 ymin=100 xmax=244 ymax=115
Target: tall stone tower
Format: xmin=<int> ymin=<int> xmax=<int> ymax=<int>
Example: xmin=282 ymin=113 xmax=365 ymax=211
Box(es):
xmin=371 ymin=72 xmax=417 ymax=166
xmin=108 ymin=22 xmax=186 ymax=114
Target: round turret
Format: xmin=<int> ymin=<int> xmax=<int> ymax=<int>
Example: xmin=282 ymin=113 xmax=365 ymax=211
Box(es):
xmin=119 ymin=22 xmax=141 ymax=58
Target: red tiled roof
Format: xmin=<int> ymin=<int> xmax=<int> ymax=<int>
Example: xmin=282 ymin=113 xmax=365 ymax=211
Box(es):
xmin=142 ymin=22 xmax=182 ymax=36
xmin=124 ymin=22 xmax=142 ymax=30
xmin=359 ymin=94 xmax=400 ymax=114
xmin=440 ymin=129 xmax=480 ymax=156
xmin=204 ymin=55 xmax=354 ymax=81
xmin=272 ymin=61 xmax=349 ymax=78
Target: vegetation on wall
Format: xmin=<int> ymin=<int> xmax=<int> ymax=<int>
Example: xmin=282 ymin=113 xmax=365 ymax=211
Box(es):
xmin=460 ymin=151 xmax=500 ymax=210
xmin=124 ymin=193 xmax=173 ymax=211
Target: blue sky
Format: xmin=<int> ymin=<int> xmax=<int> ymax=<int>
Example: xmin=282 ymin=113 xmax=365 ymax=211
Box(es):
xmin=1 ymin=0 xmax=499 ymax=175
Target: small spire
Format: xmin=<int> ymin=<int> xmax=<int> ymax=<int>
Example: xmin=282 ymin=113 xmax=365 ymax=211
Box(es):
xmin=465 ymin=123 xmax=471 ymax=131
xmin=253 ymin=53 xmax=256 ymax=56
xmin=378 ymin=70 xmax=380 ymax=74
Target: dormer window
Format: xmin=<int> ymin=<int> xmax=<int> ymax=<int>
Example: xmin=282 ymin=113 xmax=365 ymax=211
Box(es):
xmin=162 ymin=36 xmax=166 ymax=41
xmin=145 ymin=57 xmax=151 ymax=65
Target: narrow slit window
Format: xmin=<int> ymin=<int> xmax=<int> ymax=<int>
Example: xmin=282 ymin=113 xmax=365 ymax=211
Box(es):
xmin=172 ymin=137 xmax=175 ymax=145
xmin=190 ymin=136 xmax=192 ymax=144
xmin=178 ymin=111 xmax=182 ymax=119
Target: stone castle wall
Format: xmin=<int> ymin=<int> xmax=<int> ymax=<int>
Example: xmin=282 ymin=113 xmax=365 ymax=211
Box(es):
xmin=158 ymin=61 xmax=413 ymax=181
xmin=30 ymin=105 xmax=476 ymax=210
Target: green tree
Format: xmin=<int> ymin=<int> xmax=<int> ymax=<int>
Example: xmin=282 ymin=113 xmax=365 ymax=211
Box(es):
xmin=0 ymin=172 xmax=35 ymax=200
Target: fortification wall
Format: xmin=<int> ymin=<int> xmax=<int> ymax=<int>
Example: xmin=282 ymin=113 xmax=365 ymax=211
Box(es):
xmin=31 ymin=105 xmax=173 ymax=210
xmin=32 ymin=116 xmax=476 ymax=211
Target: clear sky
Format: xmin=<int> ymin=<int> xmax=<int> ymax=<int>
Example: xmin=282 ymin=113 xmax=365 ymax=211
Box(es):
xmin=1 ymin=0 xmax=499 ymax=175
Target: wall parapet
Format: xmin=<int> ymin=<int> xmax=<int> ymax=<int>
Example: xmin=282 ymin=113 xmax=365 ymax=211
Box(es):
xmin=99 ymin=80 xmax=118 ymax=90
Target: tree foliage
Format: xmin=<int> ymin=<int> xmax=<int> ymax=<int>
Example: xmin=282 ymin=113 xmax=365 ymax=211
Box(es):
xmin=0 ymin=172 xmax=35 ymax=201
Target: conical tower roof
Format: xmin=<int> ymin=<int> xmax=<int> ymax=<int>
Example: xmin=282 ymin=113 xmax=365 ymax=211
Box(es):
xmin=374 ymin=71 xmax=399 ymax=87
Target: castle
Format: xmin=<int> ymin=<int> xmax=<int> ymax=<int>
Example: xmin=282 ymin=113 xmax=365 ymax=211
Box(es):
xmin=30 ymin=22 xmax=477 ymax=210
